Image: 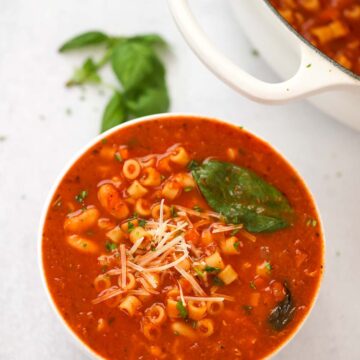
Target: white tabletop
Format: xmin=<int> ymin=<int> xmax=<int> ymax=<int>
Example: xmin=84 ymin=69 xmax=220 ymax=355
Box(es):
xmin=0 ymin=0 xmax=359 ymax=359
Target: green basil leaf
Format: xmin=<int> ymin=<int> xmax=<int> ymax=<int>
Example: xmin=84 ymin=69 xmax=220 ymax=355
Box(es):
xmin=66 ymin=58 xmax=101 ymax=87
xmin=125 ymin=85 xmax=169 ymax=117
xmin=192 ymin=161 xmax=293 ymax=232
xmin=176 ymin=301 xmax=188 ymax=319
xmin=130 ymin=34 xmax=168 ymax=47
xmin=100 ymin=92 xmax=126 ymax=133
xmin=111 ymin=41 xmax=158 ymax=91
xmin=59 ymin=31 xmax=109 ymax=52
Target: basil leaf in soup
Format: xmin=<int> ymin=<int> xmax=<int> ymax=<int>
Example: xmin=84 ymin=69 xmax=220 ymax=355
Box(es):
xmin=268 ymin=284 xmax=296 ymax=331
xmin=192 ymin=161 xmax=293 ymax=233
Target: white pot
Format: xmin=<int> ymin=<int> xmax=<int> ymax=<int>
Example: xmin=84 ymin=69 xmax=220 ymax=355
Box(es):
xmin=168 ymin=0 xmax=360 ymax=131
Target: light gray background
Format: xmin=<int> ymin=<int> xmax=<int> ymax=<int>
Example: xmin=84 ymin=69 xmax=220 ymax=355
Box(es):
xmin=0 ymin=0 xmax=359 ymax=359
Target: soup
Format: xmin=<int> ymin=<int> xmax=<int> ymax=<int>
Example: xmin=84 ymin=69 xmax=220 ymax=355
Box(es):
xmin=270 ymin=0 xmax=360 ymax=76
xmin=41 ymin=116 xmax=324 ymax=359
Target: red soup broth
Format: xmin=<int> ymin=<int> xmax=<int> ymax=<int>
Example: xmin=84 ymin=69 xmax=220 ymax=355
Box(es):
xmin=270 ymin=0 xmax=360 ymax=76
xmin=42 ymin=116 xmax=324 ymax=360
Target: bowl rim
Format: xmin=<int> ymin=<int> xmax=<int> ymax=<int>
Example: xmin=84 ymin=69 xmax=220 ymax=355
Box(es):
xmin=38 ymin=112 xmax=326 ymax=360
xmin=263 ymin=0 xmax=360 ymax=81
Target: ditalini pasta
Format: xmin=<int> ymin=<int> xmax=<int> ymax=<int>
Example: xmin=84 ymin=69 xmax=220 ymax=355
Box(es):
xmin=270 ymin=0 xmax=360 ymax=75
xmin=42 ymin=116 xmax=324 ymax=359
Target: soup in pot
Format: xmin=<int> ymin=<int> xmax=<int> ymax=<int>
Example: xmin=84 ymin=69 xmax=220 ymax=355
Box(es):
xmin=270 ymin=0 xmax=360 ymax=76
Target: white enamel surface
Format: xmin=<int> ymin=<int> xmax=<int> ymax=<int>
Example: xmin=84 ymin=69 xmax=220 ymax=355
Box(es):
xmin=169 ymin=0 xmax=360 ymax=130
xmin=0 ymin=1 xmax=360 ymax=359
xmin=229 ymin=0 xmax=360 ymax=131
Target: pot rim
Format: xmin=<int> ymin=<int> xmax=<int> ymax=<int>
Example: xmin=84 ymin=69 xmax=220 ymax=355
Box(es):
xmin=263 ymin=0 xmax=360 ymax=81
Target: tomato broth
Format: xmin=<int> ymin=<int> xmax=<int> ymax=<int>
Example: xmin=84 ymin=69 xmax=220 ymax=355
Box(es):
xmin=42 ymin=116 xmax=324 ymax=359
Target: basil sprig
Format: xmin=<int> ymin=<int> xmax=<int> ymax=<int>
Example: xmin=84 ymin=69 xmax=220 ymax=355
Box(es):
xmin=59 ymin=31 xmax=170 ymax=132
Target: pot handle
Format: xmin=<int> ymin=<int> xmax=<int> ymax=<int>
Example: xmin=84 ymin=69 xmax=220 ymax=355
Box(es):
xmin=168 ymin=0 xmax=358 ymax=104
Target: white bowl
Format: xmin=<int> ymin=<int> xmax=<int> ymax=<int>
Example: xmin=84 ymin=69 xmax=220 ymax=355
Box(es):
xmin=168 ymin=0 xmax=360 ymax=131
xmin=38 ymin=113 xmax=325 ymax=359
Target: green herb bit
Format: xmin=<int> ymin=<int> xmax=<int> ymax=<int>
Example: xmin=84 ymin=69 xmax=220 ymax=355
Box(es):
xmin=306 ymin=63 xmax=312 ymax=68
xmin=105 ymin=241 xmax=117 ymax=252
xmin=187 ymin=160 xmax=199 ymax=171
xmin=138 ymin=219 xmax=147 ymax=227
xmin=306 ymin=218 xmax=317 ymax=227
xmin=101 ymin=138 xmax=108 ymax=144
xmin=184 ymin=186 xmax=193 ymax=192
xmin=114 ymin=152 xmax=123 ymax=162
xmin=204 ymin=265 xmax=220 ymax=273
xmin=193 ymin=205 xmax=202 ymax=212
xmin=250 ymin=281 xmax=256 ymax=290
xmin=194 ymin=267 xmax=204 ymax=278
xmin=176 ymin=301 xmax=188 ymax=319
xmin=75 ymin=190 xmax=88 ymax=203
xmin=150 ymin=245 xmax=156 ymax=252
xmin=264 ymin=261 xmax=272 ymax=272
xmin=251 ymin=48 xmax=259 ymax=57
xmin=212 ymin=276 xmax=225 ymax=287
xmin=127 ymin=221 xmax=135 ymax=232
xmin=233 ymin=241 xmax=240 ymax=250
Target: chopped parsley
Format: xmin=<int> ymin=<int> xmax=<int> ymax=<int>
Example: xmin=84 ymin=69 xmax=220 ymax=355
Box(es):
xmin=184 ymin=186 xmax=193 ymax=192
xmin=204 ymin=265 xmax=220 ymax=273
xmin=212 ymin=276 xmax=225 ymax=287
xmin=138 ymin=219 xmax=147 ymax=227
xmin=75 ymin=190 xmax=88 ymax=203
xmin=306 ymin=63 xmax=312 ymax=68
xmin=264 ymin=261 xmax=272 ymax=272
xmin=193 ymin=267 xmax=204 ymax=278
xmin=306 ymin=218 xmax=318 ymax=227
xmin=193 ymin=205 xmax=202 ymax=212
xmin=105 ymin=241 xmax=117 ymax=252
xmin=127 ymin=221 xmax=135 ymax=232
xmin=187 ymin=160 xmax=199 ymax=171
xmin=250 ymin=281 xmax=256 ymax=290
xmin=176 ymin=301 xmax=188 ymax=319
xmin=114 ymin=152 xmax=123 ymax=162
xmin=233 ymin=241 xmax=240 ymax=250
